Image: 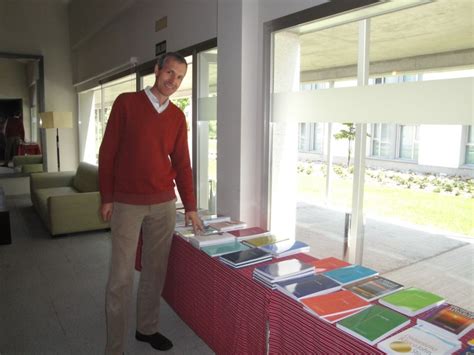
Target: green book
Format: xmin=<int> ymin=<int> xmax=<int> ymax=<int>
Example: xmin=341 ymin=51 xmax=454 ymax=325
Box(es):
xmin=201 ymin=240 xmax=251 ymax=257
xmin=379 ymin=287 xmax=445 ymax=316
xmin=336 ymin=305 xmax=410 ymax=345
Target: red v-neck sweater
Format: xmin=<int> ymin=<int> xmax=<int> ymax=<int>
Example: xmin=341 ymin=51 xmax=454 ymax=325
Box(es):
xmin=98 ymin=91 xmax=196 ymax=212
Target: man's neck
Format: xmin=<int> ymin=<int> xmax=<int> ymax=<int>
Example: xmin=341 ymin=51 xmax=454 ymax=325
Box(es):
xmin=150 ymin=86 xmax=168 ymax=105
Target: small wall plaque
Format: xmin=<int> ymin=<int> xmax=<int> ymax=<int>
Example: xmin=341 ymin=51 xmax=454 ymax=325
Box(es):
xmin=155 ymin=41 xmax=167 ymax=56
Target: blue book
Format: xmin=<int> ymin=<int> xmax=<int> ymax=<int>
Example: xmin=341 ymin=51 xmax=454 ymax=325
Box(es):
xmin=259 ymin=240 xmax=310 ymax=257
xmin=323 ymin=264 xmax=378 ymax=285
xmin=201 ymin=240 xmax=251 ymax=257
xmin=276 ymin=274 xmax=342 ymax=301
xmin=219 ymin=248 xmax=272 ymax=268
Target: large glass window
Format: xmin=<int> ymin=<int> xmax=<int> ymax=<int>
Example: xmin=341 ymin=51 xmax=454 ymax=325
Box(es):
xmin=466 ymin=125 xmax=474 ymax=165
xmin=370 ymin=124 xmax=393 ymax=158
xmin=268 ymin=0 xmax=473 ymax=310
xmin=399 ymin=125 xmax=419 ymax=161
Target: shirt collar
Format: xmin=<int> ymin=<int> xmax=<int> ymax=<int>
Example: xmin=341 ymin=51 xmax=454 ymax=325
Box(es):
xmin=144 ymin=86 xmax=169 ymax=114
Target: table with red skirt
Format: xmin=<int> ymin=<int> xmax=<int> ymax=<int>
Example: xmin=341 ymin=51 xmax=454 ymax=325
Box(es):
xmin=137 ymin=236 xmax=474 ymax=354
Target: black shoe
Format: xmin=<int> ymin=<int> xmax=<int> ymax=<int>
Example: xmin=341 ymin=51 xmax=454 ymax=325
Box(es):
xmin=135 ymin=331 xmax=173 ymax=351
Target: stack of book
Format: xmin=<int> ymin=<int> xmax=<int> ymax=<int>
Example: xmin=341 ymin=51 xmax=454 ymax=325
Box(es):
xmin=219 ymin=248 xmax=272 ymax=268
xmin=416 ymin=304 xmax=474 ymax=340
xmin=336 ymin=304 xmax=410 ymax=345
xmin=207 ymin=219 xmax=247 ymax=232
xmin=174 ymin=225 xmax=220 ymax=241
xmin=252 ymin=258 xmax=315 ymax=289
xmin=228 ymin=226 xmax=270 ymax=240
xmin=343 ymin=276 xmax=404 ymax=302
xmin=377 ymin=324 xmax=462 ymax=354
xmin=301 ymin=289 xmax=371 ymax=323
xmin=242 ymin=234 xmax=289 ymax=248
xmin=259 ymin=240 xmax=310 ymax=258
xmin=201 ymin=214 xmax=231 ymax=226
xmin=189 ymin=231 xmax=236 ymax=249
xmin=200 ymin=240 xmax=251 ymax=257
xmin=323 ymin=264 xmax=378 ymax=286
xmin=379 ymin=287 xmax=445 ymax=317
xmin=276 ymin=273 xmax=341 ymax=301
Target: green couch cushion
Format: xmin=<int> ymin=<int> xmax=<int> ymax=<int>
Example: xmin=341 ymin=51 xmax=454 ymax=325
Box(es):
xmin=73 ymin=162 xmax=99 ymax=193
xmin=22 ymin=164 xmax=44 ymax=173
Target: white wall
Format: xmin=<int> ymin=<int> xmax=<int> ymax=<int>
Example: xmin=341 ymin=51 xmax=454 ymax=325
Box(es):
xmin=215 ymin=0 xmax=331 ymax=225
xmin=0 ymin=0 xmax=78 ymax=171
xmin=419 ymin=125 xmax=464 ymax=169
xmin=69 ymin=0 xmax=217 ymax=88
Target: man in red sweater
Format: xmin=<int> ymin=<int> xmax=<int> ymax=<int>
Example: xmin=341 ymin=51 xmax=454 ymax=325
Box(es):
xmin=99 ymin=52 xmax=203 ymax=354
xmin=2 ymin=112 xmax=24 ymax=167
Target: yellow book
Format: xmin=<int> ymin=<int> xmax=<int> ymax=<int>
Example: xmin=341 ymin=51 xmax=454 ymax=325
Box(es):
xmin=242 ymin=234 xmax=289 ymax=247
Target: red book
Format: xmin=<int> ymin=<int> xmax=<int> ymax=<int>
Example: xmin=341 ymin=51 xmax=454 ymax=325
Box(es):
xmin=312 ymin=257 xmax=351 ymax=273
xmin=228 ymin=226 xmax=270 ymax=240
xmin=301 ymin=290 xmax=370 ymax=318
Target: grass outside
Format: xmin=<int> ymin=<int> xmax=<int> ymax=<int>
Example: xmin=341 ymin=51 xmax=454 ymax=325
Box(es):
xmin=298 ymin=174 xmax=474 ymax=237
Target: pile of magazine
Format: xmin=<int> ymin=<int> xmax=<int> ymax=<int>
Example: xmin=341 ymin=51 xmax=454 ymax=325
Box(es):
xmin=219 ymin=248 xmax=272 ymax=268
xmin=252 ymin=258 xmax=315 ymax=289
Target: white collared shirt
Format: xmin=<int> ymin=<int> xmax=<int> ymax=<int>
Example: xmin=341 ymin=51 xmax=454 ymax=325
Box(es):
xmin=144 ymin=86 xmax=169 ymax=114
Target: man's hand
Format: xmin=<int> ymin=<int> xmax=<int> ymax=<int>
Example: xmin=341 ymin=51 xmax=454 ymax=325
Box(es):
xmin=101 ymin=202 xmax=113 ymax=222
xmin=185 ymin=211 xmax=204 ymax=234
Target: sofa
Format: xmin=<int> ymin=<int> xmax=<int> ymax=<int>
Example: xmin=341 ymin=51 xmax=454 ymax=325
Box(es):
xmin=12 ymin=154 xmax=44 ymax=173
xmin=30 ymin=162 xmax=109 ymax=236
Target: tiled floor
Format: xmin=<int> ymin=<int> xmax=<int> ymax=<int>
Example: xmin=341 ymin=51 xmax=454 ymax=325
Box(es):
xmin=0 ymin=194 xmax=214 ymax=355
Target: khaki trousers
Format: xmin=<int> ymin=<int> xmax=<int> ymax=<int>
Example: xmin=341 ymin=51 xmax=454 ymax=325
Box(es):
xmin=105 ymin=200 xmax=176 ymax=355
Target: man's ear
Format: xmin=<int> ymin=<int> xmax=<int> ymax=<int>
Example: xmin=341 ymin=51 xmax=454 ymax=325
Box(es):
xmin=154 ymin=64 xmax=160 ymax=75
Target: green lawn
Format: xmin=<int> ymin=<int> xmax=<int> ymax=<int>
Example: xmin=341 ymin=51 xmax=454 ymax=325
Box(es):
xmin=297 ymin=174 xmax=474 ymax=237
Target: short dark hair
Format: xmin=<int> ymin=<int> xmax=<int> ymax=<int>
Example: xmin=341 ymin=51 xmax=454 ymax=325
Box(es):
xmin=157 ymin=52 xmax=187 ymax=69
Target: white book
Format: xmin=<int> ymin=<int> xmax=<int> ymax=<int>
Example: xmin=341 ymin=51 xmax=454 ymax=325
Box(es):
xmin=377 ymin=324 xmax=462 ymax=355
xmin=189 ymin=232 xmax=236 ymax=248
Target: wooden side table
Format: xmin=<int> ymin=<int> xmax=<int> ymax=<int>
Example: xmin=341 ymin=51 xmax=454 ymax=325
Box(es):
xmin=0 ymin=187 xmax=12 ymax=245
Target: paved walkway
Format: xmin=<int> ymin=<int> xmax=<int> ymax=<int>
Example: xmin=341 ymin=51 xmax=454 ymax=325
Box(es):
xmin=296 ymin=201 xmax=474 ymax=311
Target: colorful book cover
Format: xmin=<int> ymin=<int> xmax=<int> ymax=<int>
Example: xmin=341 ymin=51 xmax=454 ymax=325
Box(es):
xmin=417 ymin=304 xmax=474 ymax=339
xmin=277 ymin=273 xmax=341 ymax=300
xmin=336 ymin=304 xmax=410 ymax=346
xmin=301 ymin=289 xmax=370 ymax=318
xmin=377 ymin=324 xmax=462 ymax=354
xmin=379 ymin=287 xmax=445 ymax=317
xmin=228 ymin=226 xmax=270 ymax=239
xmin=201 ymin=240 xmax=251 ymax=257
xmin=323 ymin=264 xmax=378 ymax=285
xmin=242 ymin=234 xmax=289 ymax=248
xmin=344 ymin=276 xmax=404 ymax=302
xmin=312 ymin=257 xmax=351 ymax=273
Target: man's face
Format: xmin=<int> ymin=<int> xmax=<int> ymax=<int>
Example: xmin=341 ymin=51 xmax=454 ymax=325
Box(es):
xmin=154 ymin=58 xmax=187 ymax=99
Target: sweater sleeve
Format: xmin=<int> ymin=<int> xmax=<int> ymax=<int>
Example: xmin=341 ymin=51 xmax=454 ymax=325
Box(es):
xmin=171 ymin=115 xmax=197 ymax=212
xmin=98 ymin=94 xmax=125 ymax=203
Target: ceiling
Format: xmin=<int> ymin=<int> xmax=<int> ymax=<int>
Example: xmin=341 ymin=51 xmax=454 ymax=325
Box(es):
xmin=297 ymin=0 xmax=473 ymax=74
xmin=95 ymin=0 xmax=473 ymax=99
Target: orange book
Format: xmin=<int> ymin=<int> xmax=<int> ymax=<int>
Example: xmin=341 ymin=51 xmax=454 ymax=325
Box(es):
xmin=312 ymin=257 xmax=351 ymax=273
xmin=301 ymin=289 xmax=370 ymax=318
